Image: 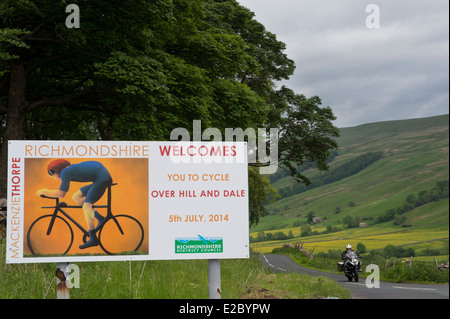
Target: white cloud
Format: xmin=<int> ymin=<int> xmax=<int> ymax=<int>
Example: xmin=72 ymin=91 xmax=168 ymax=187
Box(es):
xmin=238 ymin=0 xmax=449 ymax=127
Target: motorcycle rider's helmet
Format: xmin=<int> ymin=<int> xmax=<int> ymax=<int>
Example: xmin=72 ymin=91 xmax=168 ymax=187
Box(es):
xmin=346 ymin=244 xmax=352 ymax=250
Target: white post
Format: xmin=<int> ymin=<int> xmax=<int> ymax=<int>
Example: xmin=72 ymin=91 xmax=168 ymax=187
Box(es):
xmin=208 ymin=259 xmax=221 ymax=299
xmin=56 ymin=262 xmax=70 ymax=299
xmin=195 ymin=127 xmax=221 ymax=299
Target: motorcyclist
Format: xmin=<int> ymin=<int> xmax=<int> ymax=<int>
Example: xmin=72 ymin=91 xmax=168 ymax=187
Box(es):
xmin=341 ymin=244 xmax=362 ymax=282
xmin=341 ymin=244 xmax=360 ymax=260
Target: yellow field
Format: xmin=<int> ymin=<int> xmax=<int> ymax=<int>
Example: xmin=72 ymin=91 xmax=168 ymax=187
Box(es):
xmin=251 ymin=227 xmax=449 ymax=255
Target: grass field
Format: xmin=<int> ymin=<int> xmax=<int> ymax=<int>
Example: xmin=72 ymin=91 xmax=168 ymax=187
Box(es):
xmin=251 ymin=198 xmax=449 ymax=255
xmin=252 ymin=116 xmax=449 ymax=269
xmin=251 ymin=229 xmax=449 ymax=255
xmin=0 ymin=238 xmax=350 ymax=299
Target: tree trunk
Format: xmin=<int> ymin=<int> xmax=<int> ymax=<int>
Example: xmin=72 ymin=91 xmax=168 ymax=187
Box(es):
xmin=0 ymin=63 xmax=28 ymax=198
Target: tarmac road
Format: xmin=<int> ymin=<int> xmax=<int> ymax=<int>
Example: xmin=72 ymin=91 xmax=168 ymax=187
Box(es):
xmin=260 ymin=254 xmax=449 ymax=299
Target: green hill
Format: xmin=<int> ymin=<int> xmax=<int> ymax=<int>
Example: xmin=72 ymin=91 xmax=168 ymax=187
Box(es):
xmin=251 ymin=114 xmax=449 ymax=254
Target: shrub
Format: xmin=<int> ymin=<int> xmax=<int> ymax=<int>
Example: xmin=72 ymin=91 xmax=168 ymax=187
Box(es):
xmin=300 ymin=224 xmax=312 ymax=237
xmin=356 ymin=243 xmax=366 ymax=254
xmin=383 ymin=262 xmax=449 ymax=284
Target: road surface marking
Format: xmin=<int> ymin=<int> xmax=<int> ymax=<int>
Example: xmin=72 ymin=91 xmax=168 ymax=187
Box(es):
xmin=263 ymin=255 xmax=275 ymax=268
xmin=392 ymin=286 xmax=436 ymax=291
xmin=263 ymin=255 xmax=287 ymax=272
xmin=346 ymin=283 xmax=367 ymax=287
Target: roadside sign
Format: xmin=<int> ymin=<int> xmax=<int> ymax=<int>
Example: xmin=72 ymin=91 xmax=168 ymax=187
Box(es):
xmin=6 ymin=141 xmax=249 ymax=263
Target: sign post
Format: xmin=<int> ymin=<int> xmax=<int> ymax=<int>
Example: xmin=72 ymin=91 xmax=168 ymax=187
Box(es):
xmin=208 ymin=259 xmax=221 ymax=299
xmin=56 ymin=262 xmax=70 ymax=299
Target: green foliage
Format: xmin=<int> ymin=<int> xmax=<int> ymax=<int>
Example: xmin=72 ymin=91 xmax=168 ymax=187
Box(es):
xmin=0 ymin=28 xmax=30 ymax=75
xmin=260 ymin=115 xmax=449 ymax=236
xmin=341 ymin=215 xmax=362 ymax=229
xmin=277 ymin=152 xmax=383 ymax=199
xmin=269 ymin=150 xmax=339 ymax=184
xmin=360 ymin=243 xmax=449 ymax=284
xmin=381 ymin=244 xmax=415 ymax=258
xmin=300 ymin=224 xmax=312 ymax=237
xmin=0 ymin=0 xmax=339 ymax=220
xmin=382 ymin=262 xmax=448 ymax=284
xmin=275 ymin=91 xmax=339 ymax=185
xmin=356 ymin=243 xmax=366 ymax=253
xmin=316 ymin=249 xmax=342 ymax=260
xmin=306 ymin=211 xmax=315 ymax=224
xmin=248 ymin=167 xmax=279 ymax=226
xmin=374 ymin=180 xmax=449 ymax=225
xmin=420 ymin=248 xmax=442 ymax=256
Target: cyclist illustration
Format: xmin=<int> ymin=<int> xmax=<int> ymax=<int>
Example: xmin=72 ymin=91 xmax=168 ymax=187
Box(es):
xmin=36 ymin=159 xmax=113 ymax=249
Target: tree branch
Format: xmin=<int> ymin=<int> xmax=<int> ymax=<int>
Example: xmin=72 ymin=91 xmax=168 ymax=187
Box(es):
xmin=25 ymin=37 xmax=108 ymax=61
xmin=33 ymin=76 xmax=90 ymax=100
xmin=28 ymin=85 xmax=95 ymax=110
xmin=26 ymin=54 xmax=68 ymax=75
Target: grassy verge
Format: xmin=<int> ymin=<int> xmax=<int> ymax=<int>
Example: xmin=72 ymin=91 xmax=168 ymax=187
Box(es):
xmin=0 ymin=238 xmax=350 ymax=299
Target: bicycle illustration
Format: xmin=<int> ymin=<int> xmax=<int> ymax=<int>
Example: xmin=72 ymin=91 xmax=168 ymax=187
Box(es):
xmin=27 ymin=183 xmax=144 ymax=256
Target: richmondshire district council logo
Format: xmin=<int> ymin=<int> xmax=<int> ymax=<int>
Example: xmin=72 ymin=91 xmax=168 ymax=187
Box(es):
xmin=175 ymin=235 xmax=223 ymax=254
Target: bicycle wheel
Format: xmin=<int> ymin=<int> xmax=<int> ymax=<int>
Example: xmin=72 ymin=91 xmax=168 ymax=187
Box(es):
xmin=27 ymin=215 xmax=74 ymax=256
xmin=98 ymin=215 xmax=144 ymax=255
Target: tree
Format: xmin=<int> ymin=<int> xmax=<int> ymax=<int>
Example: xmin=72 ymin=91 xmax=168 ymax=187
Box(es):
xmin=201 ymin=1 xmax=339 ymax=183
xmin=356 ymin=243 xmax=366 ymax=254
xmin=406 ymin=194 xmax=416 ymax=205
xmin=300 ymin=224 xmax=312 ymax=237
xmin=248 ymin=166 xmax=278 ymax=226
xmin=2 ymin=0 xmax=201 ymax=193
xmin=273 ymin=231 xmax=287 ymax=240
xmin=256 ymin=231 xmax=266 ymax=242
xmin=270 ymin=88 xmax=339 ymax=185
xmin=306 ymin=211 xmax=315 ymax=224
xmin=383 ymin=244 xmax=398 ymax=258
xmin=343 ymin=215 xmax=356 ymax=228
xmin=1 ymin=1 xmax=339 ymax=227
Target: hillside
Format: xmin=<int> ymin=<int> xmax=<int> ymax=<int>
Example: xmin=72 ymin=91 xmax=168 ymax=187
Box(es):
xmin=251 ymin=114 xmax=449 ymax=254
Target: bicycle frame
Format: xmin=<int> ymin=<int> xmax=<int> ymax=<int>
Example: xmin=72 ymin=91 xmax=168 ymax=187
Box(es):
xmin=41 ymin=183 xmax=119 ymax=238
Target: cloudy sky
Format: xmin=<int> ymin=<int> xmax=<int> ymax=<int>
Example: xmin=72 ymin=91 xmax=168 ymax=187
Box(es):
xmin=238 ymin=0 xmax=449 ymax=128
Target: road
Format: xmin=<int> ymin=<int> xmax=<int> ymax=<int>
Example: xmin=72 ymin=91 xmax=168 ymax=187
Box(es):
xmin=260 ymin=254 xmax=449 ymax=299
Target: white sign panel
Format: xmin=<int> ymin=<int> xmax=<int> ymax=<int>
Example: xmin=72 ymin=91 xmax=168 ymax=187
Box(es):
xmin=6 ymin=141 xmax=249 ymax=263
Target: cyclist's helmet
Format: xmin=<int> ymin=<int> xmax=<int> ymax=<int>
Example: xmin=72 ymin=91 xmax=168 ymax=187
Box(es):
xmin=47 ymin=159 xmax=71 ymax=176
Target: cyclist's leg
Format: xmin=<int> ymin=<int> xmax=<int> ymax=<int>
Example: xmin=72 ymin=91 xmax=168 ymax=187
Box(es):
xmin=76 ymin=184 xmax=104 ymax=225
xmin=82 ymin=202 xmax=96 ymax=230
xmin=79 ymin=201 xmax=99 ymax=249
xmin=84 ymin=180 xmax=109 ymax=206
xmin=72 ymin=189 xmax=85 ymax=205
xmin=79 ymin=177 xmax=111 ymax=249
xmin=75 ymin=184 xmax=96 ymax=228
xmin=84 ymin=167 xmax=112 ymax=206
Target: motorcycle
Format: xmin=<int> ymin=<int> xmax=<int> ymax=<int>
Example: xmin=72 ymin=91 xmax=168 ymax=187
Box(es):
xmin=338 ymin=251 xmax=362 ymax=282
